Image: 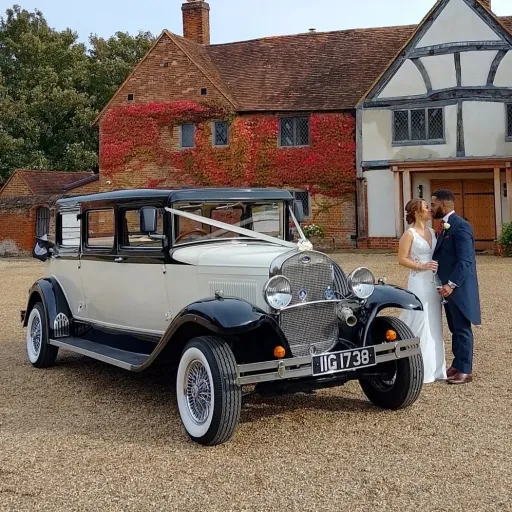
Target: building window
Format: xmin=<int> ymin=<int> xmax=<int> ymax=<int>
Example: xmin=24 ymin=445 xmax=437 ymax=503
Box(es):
xmin=279 ymin=117 xmax=310 ymax=147
xmin=86 ymin=209 xmax=114 ymax=248
xmin=506 ymin=104 xmax=512 ymax=140
xmin=127 ymin=93 xmax=134 ymax=101
xmin=393 ymin=107 xmax=444 ymax=145
xmin=213 ymin=121 xmax=229 ymax=147
xmin=289 ymin=189 xmax=311 ymax=218
xmin=180 ymin=124 xmax=195 ymax=149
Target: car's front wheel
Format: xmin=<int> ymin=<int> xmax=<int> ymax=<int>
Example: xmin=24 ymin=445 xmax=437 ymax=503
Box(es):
xmin=176 ymin=336 xmax=241 ymax=446
xmin=26 ymin=302 xmax=58 ymax=368
xmin=359 ymin=316 xmax=423 ymax=410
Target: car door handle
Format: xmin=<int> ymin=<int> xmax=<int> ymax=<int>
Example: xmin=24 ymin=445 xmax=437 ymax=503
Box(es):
xmin=114 ymin=257 xmax=126 ymax=263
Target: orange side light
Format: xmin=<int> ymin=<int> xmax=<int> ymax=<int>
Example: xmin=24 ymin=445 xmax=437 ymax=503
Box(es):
xmin=274 ymin=346 xmax=286 ymax=359
xmin=386 ymin=330 xmax=398 ymax=342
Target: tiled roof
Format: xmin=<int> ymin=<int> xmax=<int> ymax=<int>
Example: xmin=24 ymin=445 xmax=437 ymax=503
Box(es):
xmin=205 ymin=15 xmax=512 ymax=111
xmin=16 ymin=170 xmax=96 ymax=195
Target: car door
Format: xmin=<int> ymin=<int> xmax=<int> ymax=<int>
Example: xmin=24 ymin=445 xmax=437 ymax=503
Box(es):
xmin=78 ymin=203 xmax=169 ymax=336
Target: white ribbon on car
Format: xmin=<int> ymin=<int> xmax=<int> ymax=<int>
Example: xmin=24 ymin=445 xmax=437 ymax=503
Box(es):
xmin=165 ymin=207 xmax=301 ymax=249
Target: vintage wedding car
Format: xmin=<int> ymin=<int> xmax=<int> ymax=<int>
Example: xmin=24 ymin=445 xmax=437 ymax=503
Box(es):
xmin=22 ymin=188 xmax=424 ymax=445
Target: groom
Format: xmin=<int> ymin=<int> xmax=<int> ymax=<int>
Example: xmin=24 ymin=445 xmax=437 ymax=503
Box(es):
xmin=431 ymin=190 xmax=481 ymax=385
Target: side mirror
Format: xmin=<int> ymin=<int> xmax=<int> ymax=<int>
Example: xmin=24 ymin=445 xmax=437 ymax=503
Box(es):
xmin=140 ymin=207 xmax=158 ymax=234
xmin=32 ymin=235 xmax=53 ymax=262
xmin=293 ymin=200 xmax=304 ymax=223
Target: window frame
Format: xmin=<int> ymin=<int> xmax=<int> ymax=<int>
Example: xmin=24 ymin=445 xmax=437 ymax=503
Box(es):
xmin=117 ymin=205 xmax=166 ymax=254
xmin=288 ymin=189 xmax=312 ymax=218
xmin=278 ymin=116 xmax=311 ymax=148
xmin=212 ymin=120 xmax=230 ymax=147
xmin=179 ymin=123 xmax=196 ymax=149
xmin=56 ymin=209 xmax=81 ymax=252
xmin=392 ymin=107 xmax=445 ymax=146
xmin=506 ymin=104 xmax=512 ymax=142
xmin=84 ymin=208 xmax=115 ymax=251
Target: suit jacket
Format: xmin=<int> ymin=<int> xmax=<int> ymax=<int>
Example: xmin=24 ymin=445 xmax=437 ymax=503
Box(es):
xmin=433 ymin=214 xmax=481 ymax=325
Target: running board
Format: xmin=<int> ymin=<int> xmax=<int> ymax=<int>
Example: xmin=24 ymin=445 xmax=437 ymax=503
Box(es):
xmin=49 ymin=337 xmax=150 ymax=371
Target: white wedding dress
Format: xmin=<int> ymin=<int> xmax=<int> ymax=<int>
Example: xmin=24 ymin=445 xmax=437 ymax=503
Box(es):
xmin=399 ymin=228 xmax=447 ymax=384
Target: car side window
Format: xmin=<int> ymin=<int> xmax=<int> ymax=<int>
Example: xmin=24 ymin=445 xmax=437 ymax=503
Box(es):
xmin=58 ymin=211 xmax=81 ymax=249
xmin=86 ymin=209 xmax=114 ymax=248
xmin=120 ymin=208 xmax=164 ymax=249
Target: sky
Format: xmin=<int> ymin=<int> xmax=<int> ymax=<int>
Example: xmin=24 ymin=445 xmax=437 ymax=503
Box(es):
xmin=1 ymin=0 xmax=511 ymax=44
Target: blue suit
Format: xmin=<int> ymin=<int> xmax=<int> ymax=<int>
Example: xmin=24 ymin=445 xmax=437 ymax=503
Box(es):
xmin=433 ymin=214 xmax=481 ymax=374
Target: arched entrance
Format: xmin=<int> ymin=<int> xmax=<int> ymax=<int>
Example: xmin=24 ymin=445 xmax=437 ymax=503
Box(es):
xmin=35 ymin=206 xmax=50 ymax=237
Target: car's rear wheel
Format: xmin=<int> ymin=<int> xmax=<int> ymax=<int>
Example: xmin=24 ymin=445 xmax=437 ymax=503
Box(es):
xmin=176 ymin=336 xmax=241 ymax=446
xmin=26 ymin=302 xmax=58 ymax=368
xmin=359 ymin=316 xmax=423 ymax=410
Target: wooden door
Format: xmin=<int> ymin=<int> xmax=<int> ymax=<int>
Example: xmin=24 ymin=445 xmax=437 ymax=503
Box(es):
xmin=430 ymin=178 xmax=495 ymax=251
xmin=462 ymin=180 xmax=495 ymax=251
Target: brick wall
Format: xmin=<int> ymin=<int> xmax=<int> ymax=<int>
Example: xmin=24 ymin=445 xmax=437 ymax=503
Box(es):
xmin=97 ymin=33 xmax=230 ymax=126
xmin=0 ymin=173 xmax=31 ymax=197
xmin=68 ymin=179 xmax=100 ymax=195
xmin=0 ymin=209 xmax=35 ymax=255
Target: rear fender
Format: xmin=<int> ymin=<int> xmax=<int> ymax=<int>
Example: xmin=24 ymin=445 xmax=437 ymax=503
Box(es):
xmin=360 ymin=284 xmax=422 ymax=345
xmin=23 ymin=278 xmax=73 ymax=338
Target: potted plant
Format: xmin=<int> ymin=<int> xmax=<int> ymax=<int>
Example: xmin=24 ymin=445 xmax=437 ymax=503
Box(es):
xmin=301 ymin=223 xmax=325 ymax=245
xmin=497 ymin=222 xmax=512 ymax=257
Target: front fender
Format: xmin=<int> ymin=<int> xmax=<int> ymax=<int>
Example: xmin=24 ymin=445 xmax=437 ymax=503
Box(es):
xmin=23 ymin=278 xmax=73 ymax=338
xmin=133 ymin=297 xmax=290 ymax=371
xmin=361 ymin=284 xmax=423 ymax=345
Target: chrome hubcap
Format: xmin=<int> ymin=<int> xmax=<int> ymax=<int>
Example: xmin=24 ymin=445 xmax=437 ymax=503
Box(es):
xmin=185 ymin=360 xmax=212 ymax=425
xmin=30 ymin=316 xmax=42 ymax=355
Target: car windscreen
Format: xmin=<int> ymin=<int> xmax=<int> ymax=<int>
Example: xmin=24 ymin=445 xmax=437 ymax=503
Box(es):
xmin=172 ymin=201 xmax=285 ymax=245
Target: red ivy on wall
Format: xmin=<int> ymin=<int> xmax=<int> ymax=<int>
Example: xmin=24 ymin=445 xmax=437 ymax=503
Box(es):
xmin=100 ymin=100 xmax=356 ymax=197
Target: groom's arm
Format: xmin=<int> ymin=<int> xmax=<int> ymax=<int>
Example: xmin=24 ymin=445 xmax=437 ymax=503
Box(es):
xmin=448 ymin=223 xmax=475 ymax=287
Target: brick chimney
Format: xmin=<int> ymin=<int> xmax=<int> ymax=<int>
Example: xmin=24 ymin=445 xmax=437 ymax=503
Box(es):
xmin=182 ymin=0 xmax=210 ymax=45
xmin=480 ymin=0 xmax=492 ymax=10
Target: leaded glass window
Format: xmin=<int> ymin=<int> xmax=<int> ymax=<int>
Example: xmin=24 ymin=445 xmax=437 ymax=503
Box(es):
xmin=393 ymin=108 xmax=444 ymax=144
xmin=279 ymin=117 xmax=310 ymax=147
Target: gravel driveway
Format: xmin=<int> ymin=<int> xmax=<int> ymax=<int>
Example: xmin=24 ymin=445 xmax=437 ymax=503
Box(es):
xmin=1 ymin=255 xmax=511 ymax=512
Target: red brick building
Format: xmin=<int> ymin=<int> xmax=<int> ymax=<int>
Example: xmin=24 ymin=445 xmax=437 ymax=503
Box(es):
xmin=0 ymin=170 xmax=99 ymax=255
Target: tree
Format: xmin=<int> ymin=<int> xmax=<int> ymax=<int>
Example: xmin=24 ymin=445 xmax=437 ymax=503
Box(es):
xmin=0 ymin=5 xmax=154 ymax=181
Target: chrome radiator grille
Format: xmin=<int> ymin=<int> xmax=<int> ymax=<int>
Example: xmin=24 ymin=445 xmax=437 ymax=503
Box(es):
xmin=279 ymin=252 xmax=338 ymax=357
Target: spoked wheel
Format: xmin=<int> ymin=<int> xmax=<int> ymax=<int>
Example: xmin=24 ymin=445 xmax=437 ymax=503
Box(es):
xmin=359 ymin=316 xmax=423 ymax=410
xmin=176 ymin=336 xmax=241 ymax=446
xmin=26 ymin=302 xmax=58 ymax=368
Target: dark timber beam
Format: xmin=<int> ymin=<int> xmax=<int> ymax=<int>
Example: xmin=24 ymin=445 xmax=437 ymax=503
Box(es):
xmin=454 ymin=53 xmax=462 ymax=87
xmin=363 ymin=86 xmax=512 ymax=108
xmin=457 ymin=101 xmax=465 ymax=157
xmin=411 ymin=59 xmax=432 ymax=92
xmin=462 ymin=0 xmax=512 ymax=48
xmin=487 ymin=50 xmax=508 ymax=85
xmin=410 ymin=41 xmax=509 ymax=59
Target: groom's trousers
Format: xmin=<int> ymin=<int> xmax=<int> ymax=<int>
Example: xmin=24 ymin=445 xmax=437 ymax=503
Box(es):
xmin=444 ymin=301 xmax=474 ymax=374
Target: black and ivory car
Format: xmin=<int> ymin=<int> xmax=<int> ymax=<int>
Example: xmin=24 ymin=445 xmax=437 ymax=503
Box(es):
xmin=22 ymin=188 xmax=424 ymax=446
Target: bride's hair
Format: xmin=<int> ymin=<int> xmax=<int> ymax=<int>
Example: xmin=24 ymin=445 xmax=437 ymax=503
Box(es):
xmin=405 ymin=198 xmax=424 ymax=225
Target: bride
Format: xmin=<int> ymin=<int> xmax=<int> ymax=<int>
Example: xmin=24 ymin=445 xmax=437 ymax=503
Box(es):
xmin=398 ymin=198 xmax=447 ymax=384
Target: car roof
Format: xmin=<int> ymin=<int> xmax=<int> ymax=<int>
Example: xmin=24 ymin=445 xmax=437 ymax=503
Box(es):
xmin=56 ymin=188 xmax=295 ymax=207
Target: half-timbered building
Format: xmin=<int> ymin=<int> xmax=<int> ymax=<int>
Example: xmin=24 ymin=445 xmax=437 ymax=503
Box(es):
xmin=358 ymin=0 xmax=512 ymax=251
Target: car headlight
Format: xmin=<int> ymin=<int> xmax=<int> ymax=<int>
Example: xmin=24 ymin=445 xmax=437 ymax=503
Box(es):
xmin=264 ymin=276 xmax=292 ymax=310
xmin=348 ymin=267 xmax=375 ymax=299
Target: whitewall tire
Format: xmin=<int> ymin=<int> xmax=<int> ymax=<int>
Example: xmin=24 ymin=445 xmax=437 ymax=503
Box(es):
xmin=26 ymin=303 xmax=58 ymax=368
xmin=176 ymin=336 xmax=241 ymax=446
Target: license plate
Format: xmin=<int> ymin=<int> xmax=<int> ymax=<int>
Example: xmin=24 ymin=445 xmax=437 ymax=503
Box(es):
xmin=312 ymin=347 xmax=376 ymax=376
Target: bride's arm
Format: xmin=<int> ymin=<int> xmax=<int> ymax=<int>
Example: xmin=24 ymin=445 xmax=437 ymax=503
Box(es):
xmin=398 ymin=231 xmax=435 ymax=271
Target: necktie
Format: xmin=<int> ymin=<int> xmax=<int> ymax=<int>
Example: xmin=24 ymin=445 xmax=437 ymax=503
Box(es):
xmin=436 ymin=223 xmax=443 ymax=236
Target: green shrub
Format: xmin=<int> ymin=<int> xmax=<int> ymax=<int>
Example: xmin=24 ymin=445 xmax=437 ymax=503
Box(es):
xmin=498 ymin=222 xmax=512 ymax=257
xmin=302 ymin=223 xmax=325 ymax=240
